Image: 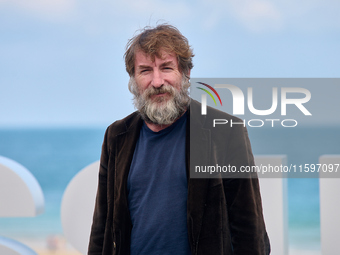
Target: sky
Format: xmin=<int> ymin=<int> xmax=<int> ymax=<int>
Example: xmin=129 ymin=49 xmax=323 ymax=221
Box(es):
xmin=0 ymin=0 xmax=339 ymax=127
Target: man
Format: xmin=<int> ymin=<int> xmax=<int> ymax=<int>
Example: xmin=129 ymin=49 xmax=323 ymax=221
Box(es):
xmin=88 ymin=24 xmax=270 ymax=255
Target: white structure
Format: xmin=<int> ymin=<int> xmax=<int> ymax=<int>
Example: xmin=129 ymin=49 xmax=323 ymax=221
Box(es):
xmin=0 ymin=236 xmax=37 ymax=255
xmin=255 ymin=155 xmax=289 ymax=255
xmin=319 ymin=155 xmax=340 ymax=255
xmin=0 ymin=156 xmax=44 ymax=217
xmin=61 ymin=161 xmax=99 ymax=255
xmin=61 ymin=157 xmax=289 ymax=254
xmin=0 ymin=156 xmax=44 ymax=255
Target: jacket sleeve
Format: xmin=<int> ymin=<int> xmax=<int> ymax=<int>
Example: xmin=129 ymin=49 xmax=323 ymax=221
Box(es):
xmin=222 ymin=126 xmax=271 ymax=255
xmin=88 ymin=128 xmax=110 ymax=255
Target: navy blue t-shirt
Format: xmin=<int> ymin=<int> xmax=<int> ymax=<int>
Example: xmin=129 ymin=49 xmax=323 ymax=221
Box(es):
xmin=127 ymin=112 xmax=190 ymax=255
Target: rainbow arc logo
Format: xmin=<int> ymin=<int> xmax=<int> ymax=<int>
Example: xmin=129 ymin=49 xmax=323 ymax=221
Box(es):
xmin=196 ymin=82 xmax=223 ymax=106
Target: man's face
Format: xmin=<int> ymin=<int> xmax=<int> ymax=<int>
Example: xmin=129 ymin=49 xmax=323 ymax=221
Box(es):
xmin=134 ymin=50 xmax=183 ymax=100
xmin=129 ymin=50 xmax=190 ymax=125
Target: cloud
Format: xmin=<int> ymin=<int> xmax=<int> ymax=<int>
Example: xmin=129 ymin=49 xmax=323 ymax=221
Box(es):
xmin=0 ymin=0 xmax=77 ymax=22
xmin=108 ymin=0 xmax=193 ymax=31
xmin=196 ymin=0 xmax=340 ymax=33
xmin=197 ymin=0 xmax=283 ymax=32
xmin=117 ymin=0 xmax=191 ymax=19
xmin=276 ymin=0 xmax=340 ymax=31
xmin=230 ymin=0 xmax=283 ymax=32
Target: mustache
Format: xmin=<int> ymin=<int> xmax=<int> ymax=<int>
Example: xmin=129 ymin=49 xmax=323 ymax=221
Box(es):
xmin=143 ymin=85 xmax=176 ymax=98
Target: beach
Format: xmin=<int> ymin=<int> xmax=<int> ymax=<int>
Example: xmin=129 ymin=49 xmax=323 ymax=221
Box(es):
xmin=18 ymin=237 xmax=81 ymax=255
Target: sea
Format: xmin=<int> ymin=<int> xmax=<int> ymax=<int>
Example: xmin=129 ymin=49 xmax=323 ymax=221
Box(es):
xmin=0 ymin=126 xmax=339 ymax=252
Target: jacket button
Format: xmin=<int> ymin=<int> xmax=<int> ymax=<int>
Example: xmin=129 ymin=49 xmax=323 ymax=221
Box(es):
xmin=113 ymin=241 xmax=116 ymax=250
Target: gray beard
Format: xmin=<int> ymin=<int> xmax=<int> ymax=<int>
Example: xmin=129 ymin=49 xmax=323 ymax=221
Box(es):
xmin=128 ymin=76 xmax=191 ymax=125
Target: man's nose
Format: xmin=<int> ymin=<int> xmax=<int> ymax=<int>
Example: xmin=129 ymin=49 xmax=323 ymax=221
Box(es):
xmin=151 ymin=70 xmax=164 ymax=88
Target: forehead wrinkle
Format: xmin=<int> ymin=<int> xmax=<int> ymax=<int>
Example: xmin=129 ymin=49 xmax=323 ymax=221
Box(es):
xmin=160 ymin=60 xmax=176 ymax=67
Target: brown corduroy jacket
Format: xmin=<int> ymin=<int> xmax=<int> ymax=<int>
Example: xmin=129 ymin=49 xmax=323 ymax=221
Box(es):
xmin=88 ymin=100 xmax=270 ymax=255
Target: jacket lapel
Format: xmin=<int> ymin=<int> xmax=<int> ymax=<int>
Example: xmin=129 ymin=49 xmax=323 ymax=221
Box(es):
xmin=187 ymin=100 xmax=211 ymax=245
xmin=113 ymin=113 xmax=143 ymax=229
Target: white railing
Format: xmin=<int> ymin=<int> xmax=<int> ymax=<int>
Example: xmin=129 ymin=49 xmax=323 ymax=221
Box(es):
xmin=319 ymin=155 xmax=340 ymax=255
xmin=256 ymin=155 xmax=289 ymax=255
